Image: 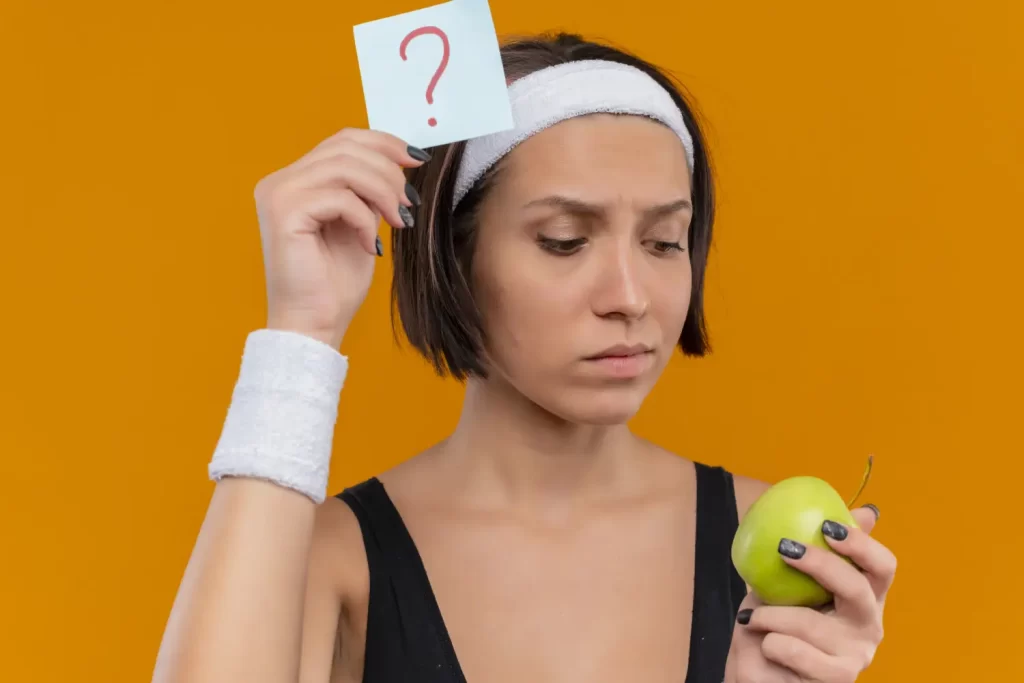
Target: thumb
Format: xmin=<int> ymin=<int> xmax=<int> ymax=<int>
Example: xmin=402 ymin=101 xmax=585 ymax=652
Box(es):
xmin=850 ymin=503 xmax=881 ymax=534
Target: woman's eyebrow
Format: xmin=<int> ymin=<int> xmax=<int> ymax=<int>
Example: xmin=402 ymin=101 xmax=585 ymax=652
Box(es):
xmin=523 ymin=195 xmax=692 ymax=219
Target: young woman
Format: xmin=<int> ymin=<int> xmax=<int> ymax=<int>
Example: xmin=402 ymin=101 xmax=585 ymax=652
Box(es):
xmin=153 ymin=34 xmax=896 ymax=683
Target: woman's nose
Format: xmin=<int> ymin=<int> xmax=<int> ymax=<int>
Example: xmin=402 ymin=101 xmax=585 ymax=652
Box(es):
xmin=590 ymin=238 xmax=650 ymax=321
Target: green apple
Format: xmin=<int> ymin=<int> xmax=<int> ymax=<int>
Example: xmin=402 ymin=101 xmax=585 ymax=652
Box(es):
xmin=731 ymin=476 xmax=859 ymax=607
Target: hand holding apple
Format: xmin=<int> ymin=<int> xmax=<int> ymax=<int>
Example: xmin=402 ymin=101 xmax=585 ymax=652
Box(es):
xmin=723 ymin=504 xmax=898 ymax=682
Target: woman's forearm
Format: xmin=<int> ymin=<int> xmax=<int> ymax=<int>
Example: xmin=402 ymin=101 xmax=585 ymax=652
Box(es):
xmin=152 ymin=478 xmax=317 ymax=683
xmin=153 ymin=330 xmax=348 ymax=683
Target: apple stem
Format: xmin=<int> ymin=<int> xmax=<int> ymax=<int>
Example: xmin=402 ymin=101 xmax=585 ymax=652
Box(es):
xmin=846 ymin=454 xmax=874 ymax=508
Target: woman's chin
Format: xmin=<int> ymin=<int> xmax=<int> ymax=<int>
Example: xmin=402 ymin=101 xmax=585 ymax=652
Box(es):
xmin=545 ymin=388 xmax=648 ymax=426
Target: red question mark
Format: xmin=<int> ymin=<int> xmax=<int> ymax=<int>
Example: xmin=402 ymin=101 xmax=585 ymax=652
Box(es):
xmin=399 ymin=26 xmax=450 ymax=127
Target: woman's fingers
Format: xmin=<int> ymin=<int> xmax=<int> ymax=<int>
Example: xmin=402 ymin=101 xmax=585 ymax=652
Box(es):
xmin=850 ymin=505 xmax=879 ymax=535
xmin=740 ymin=605 xmax=844 ymax=656
xmin=281 ymin=153 xmax=413 ymax=230
xmin=778 ymin=539 xmax=877 ymax=621
xmin=303 ymin=127 xmax=430 ymax=170
xmin=823 ymin=518 xmax=898 ymax=603
xmin=298 ymin=138 xmax=418 ymax=207
xmin=276 ymin=128 xmax=428 ymax=234
xmin=300 ymin=187 xmax=381 ymax=256
xmin=760 ymin=633 xmax=859 ymax=683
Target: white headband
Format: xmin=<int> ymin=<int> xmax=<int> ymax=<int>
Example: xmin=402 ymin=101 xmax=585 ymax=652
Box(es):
xmin=452 ymin=59 xmax=695 ymax=210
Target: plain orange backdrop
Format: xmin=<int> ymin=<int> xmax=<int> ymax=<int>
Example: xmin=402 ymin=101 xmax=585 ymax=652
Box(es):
xmin=1 ymin=0 xmax=1022 ymax=680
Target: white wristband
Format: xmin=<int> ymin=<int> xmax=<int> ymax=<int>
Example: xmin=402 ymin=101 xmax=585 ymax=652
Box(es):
xmin=208 ymin=328 xmax=349 ymax=503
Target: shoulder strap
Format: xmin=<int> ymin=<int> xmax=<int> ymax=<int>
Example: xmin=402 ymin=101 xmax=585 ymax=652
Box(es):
xmin=686 ymin=463 xmax=748 ymax=683
xmin=337 ymin=479 xmax=466 ymax=683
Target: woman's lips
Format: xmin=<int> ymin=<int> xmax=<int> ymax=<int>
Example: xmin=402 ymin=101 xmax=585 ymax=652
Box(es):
xmin=583 ymin=350 xmax=654 ymax=379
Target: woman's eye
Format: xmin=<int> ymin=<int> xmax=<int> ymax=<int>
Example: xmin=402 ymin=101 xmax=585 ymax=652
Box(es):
xmin=538 ymin=236 xmax=587 ymax=255
xmin=651 ymin=240 xmax=686 ymax=254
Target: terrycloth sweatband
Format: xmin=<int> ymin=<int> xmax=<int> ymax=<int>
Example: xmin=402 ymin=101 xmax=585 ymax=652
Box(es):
xmin=208 ymin=328 xmax=349 ymax=503
xmin=452 ymin=59 xmax=695 ymax=210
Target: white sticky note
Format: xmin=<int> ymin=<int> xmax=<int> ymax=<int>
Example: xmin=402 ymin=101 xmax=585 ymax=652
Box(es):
xmin=353 ymin=0 xmax=513 ymax=149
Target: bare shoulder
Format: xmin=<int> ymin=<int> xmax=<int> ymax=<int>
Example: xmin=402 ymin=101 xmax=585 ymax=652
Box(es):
xmin=310 ymin=495 xmax=369 ymax=605
xmin=375 ymin=441 xmax=452 ymax=502
xmin=732 ymin=473 xmax=771 ymax=521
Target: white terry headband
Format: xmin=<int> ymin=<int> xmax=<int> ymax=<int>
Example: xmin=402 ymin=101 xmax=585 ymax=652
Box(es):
xmin=452 ymin=59 xmax=695 ymax=210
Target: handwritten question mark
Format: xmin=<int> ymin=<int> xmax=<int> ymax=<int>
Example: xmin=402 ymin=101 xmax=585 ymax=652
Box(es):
xmin=399 ymin=26 xmax=450 ymax=127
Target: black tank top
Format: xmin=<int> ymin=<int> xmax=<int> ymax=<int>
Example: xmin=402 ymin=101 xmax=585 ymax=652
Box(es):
xmin=337 ymin=462 xmax=746 ymax=683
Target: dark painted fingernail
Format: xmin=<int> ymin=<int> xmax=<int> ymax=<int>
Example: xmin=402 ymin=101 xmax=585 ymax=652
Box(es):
xmin=736 ymin=608 xmax=753 ymax=625
xmin=822 ymin=520 xmax=848 ymax=541
xmin=778 ymin=538 xmax=806 ymax=559
xmin=860 ymin=503 xmax=880 ymax=521
xmin=405 ymin=183 xmax=421 ymax=207
xmin=375 ymin=235 xmax=383 ymax=257
xmin=407 ymin=145 xmax=432 ymax=162
xmin=398 ymin=205 xmax=415 ymax=228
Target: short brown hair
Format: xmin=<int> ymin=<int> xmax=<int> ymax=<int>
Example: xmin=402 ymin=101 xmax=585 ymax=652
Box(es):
xmin=392 ymin=33 xmax=716 ymax=380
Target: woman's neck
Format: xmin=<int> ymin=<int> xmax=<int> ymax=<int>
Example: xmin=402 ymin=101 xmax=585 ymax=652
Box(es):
xmin=437 ymin=375 xmax=644 ymax=517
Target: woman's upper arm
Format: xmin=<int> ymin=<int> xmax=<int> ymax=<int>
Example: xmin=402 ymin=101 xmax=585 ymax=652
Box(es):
xmin=733 ymin=474 xmax=770 ymax=523
xmin=732 ymin=474 xmax=770 ymax=595
xmin=299 ymin=497 xmax=366 ymax=683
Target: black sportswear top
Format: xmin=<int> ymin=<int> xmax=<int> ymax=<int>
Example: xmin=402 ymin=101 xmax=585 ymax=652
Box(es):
xmin=337 ymin=462 xmax=746 ymax=683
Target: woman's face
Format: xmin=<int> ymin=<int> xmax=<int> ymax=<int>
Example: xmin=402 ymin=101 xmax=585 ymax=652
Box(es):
xmin=471 ymin=113 xmax=694 ymax=425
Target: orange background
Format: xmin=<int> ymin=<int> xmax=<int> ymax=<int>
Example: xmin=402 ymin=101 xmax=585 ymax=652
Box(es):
xmin=1 ymin=0 xmax=1021 ymax=680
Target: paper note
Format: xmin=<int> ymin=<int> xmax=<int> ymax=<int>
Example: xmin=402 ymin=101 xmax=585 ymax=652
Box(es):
xmin=353 ymin=0 xmax=513 ymax=149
